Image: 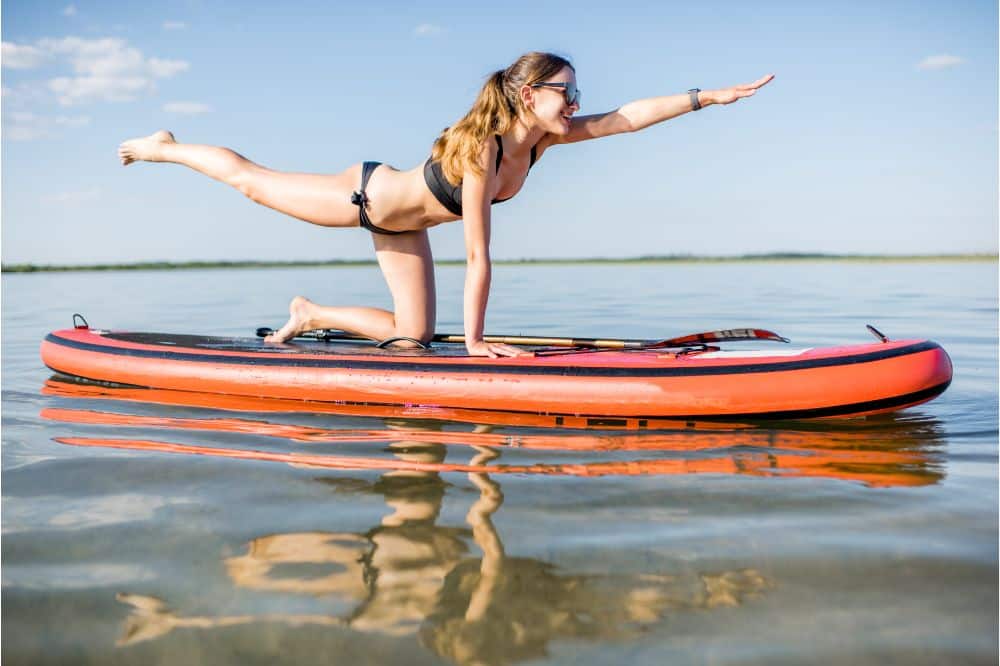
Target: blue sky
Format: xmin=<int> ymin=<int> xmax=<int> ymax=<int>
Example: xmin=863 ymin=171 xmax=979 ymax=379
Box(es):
xmin=2 ymin=0 xmax=997 ymax=264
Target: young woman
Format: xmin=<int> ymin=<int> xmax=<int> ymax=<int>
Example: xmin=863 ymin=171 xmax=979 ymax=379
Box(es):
xmin=119 ymin=52 xmax=772 ymax=358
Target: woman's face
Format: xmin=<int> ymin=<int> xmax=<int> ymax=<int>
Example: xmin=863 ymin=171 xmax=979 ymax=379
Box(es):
xmin=525 ymin=65 xmax=579 ymax=135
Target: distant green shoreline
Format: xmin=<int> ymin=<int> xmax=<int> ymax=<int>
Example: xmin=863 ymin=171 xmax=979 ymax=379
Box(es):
xmin=2 ymin=253 xmax=996 ymax=273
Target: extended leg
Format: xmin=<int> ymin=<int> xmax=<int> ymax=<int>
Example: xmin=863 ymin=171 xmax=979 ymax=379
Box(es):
xmin=118 ymin=131 xmax=360 ymax=227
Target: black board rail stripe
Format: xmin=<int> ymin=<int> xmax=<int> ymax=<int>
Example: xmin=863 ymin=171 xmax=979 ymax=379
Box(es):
xmin=44 ymin=333 xmax=943 ymax=378
xmin=711 ymin=380 xmax=951 ymax=420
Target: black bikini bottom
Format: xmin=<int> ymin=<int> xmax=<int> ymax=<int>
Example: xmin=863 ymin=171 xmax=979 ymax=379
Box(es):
xmin=351 ymin=161 xmax=405 ymax=235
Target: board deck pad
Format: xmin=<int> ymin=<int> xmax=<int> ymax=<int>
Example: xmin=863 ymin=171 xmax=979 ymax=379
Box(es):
xmin=105 ymin=332 xmax=472 ymax=357
xmin=103 ymin=332 xmax=804 ymax=359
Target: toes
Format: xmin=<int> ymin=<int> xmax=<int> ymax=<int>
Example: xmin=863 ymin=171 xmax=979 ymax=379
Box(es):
xmin=264 ymin=322 xmax=296 ymax=344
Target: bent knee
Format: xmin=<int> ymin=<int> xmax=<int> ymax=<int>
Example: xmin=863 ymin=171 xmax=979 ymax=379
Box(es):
xmin=401 ymin=332 xmax=435 ymax=347
xmin=393 ymin=325 xmax=434 ymax=346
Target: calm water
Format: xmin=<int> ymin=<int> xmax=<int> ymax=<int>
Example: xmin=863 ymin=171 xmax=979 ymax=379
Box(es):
xmin=3 ymin=261 xmax=997 ymax=665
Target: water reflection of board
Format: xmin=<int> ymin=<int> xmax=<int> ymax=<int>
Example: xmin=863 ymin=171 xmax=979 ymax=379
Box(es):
xmin=41 ymin=326 xmax=952 ymax=420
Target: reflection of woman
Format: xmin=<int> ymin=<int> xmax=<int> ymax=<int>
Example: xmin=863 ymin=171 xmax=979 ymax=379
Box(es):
xmin=227 ymin=435 xmax=472 ymax=636
xmin=353 ymin=450 xmax=471 ymax=636
xmin=421 ymin=467 xmax=768 ymax=664
xmin=118 ymin=456 xmax=768 ymax=659
xmin=119 ymin=52 xmax=771 ymax=357
xmin=422 ymin=559 xmax=768 ymax=664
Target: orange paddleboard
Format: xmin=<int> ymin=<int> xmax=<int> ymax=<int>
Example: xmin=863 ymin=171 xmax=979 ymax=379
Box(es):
xmin=41 ymin=326 xmax=952 ymax=420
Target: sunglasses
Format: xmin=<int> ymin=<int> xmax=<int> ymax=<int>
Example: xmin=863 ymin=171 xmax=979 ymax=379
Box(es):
xmin=530 ymin=81 xmax=581 ymax=107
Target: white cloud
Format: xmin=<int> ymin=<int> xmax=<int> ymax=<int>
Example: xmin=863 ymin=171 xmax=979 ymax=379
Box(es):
xmin=48 ymin=492 xmax=173 ymax=527
xmin=2 ymin=42 xmax=50 ymax=69
xmin=3 ymin=111 xmax=90 ymax=141
xmin=147 ymin=57 xmax=189 ymax=77
xmin=1 ymin=564 xmax=154 ymax=589
xmin=62 ymin=5 xmax=77 ymax=16
xmin=917 ymin=54 xmax=965 ymax=71
xmin=15 ymin=36 xmax=191 ymax=105
xmin=413 ymin=23 xmax=444 ymax=36
xmin=41 ymin=187 xmax=102 ymax=204
xmin=162 ymin=20 xmax=186 ymax=30
xmin=1 ymin=82 xmax=48 ymax=107
xmin=54 ymin=114 xmax=91 ymax=127
xmin=49 ymin=75 xmax=152 ymax=104
xmin=163 ymin=101 xmax=212 ymax=114
xmin=4 ymin=111 xmax=50 ymax=140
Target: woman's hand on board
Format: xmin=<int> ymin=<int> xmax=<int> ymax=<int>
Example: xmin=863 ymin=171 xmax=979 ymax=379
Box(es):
xmin=466 ymin=340 xmax=535 ymax=359
xmin=705 ymin=74 xmax=774 ymax=106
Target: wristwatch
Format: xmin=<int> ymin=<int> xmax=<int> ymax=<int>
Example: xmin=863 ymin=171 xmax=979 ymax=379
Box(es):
xmin=688 ymin=88 xmax=702 ymax=111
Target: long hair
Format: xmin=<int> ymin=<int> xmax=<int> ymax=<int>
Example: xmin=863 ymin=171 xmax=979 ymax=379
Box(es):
xmin=430 ymin=52 xmax=574 ymax=185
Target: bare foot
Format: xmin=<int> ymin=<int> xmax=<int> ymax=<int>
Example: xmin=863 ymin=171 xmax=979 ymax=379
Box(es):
xmin=118 ymin=130 xmax=176 ymax=166
xmin=265 ymin=296 xmax=317 ymax=343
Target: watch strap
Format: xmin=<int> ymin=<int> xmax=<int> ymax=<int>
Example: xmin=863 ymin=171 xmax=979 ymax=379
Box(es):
xmin=688 ymin=88 xmax=702 ymax=111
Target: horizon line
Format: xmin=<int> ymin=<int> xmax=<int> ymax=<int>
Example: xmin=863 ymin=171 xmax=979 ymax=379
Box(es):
xmin=3 ymin=252 xmax=997 ymax=273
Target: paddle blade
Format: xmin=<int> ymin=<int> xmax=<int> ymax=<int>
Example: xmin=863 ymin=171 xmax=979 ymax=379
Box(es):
xmin=654 ymin=328 xmax=790 ymax=348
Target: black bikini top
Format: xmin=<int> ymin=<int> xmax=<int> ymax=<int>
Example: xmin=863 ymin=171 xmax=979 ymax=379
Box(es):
xmin=423 ymin=135 xmax=538 ymax=217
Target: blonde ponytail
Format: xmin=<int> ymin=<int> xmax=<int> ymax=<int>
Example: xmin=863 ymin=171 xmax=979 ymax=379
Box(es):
xmin=431 ymin=52 xmax=573 ymax=185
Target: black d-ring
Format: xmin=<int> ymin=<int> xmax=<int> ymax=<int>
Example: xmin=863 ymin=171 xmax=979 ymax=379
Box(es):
xmin=72 ymin=313 xmax=90 ymax=329
xmin=376 ymin=336 xmax=431 ymax=350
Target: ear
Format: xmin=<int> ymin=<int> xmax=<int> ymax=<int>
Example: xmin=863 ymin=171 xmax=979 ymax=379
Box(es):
xmin=519 ymin=84 xmax=535 ymax=110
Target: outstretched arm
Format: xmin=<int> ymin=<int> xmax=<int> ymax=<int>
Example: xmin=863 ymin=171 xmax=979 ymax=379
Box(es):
xmin=552 ymin=74 xmax=774 ymax=145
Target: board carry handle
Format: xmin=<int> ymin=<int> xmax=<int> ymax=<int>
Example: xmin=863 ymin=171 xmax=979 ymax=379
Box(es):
xmin=255 ymin=326 xmax=790 ymax=349
xmin=375 ymin=336 xmax=432 ymax=350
